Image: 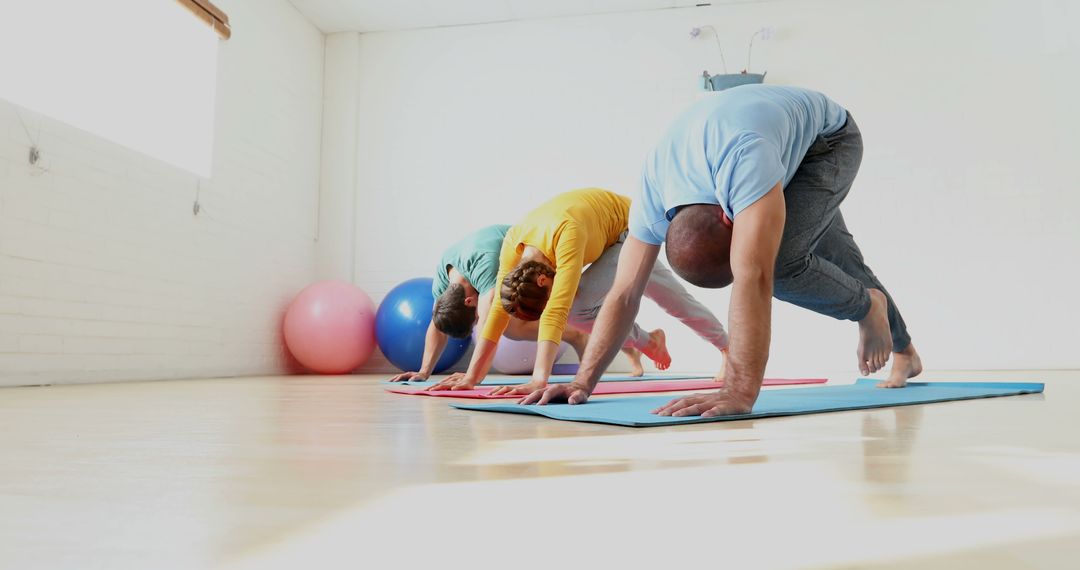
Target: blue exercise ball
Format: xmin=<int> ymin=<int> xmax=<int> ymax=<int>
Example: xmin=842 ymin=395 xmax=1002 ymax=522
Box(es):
xmin=376 ymin=277 xmax=471 ymax=373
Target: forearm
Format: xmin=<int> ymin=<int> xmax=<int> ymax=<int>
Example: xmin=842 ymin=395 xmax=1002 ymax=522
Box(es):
xmin=418 ymin=322 xmax=449 ymax=376
xmin=724 ymin=272 xmax=772 ymax=400
xmin=530 ymin=340 xmax=561 ymax=385
xmin=463 ymin=337 xmax=498 ymax=384
xmin=723 ymin=182 xmax=785 ymax=402
xmin=576 ymin=290 xmax=642 ymax=391
xmin=572 ymin=236 xmax=658 ymax=393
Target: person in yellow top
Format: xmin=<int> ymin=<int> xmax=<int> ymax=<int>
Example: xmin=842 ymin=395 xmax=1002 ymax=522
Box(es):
xmin=429 ymin=188 xmax=730 ymax=395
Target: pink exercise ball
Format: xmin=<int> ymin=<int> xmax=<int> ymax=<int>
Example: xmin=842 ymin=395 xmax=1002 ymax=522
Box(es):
xmin=284 ymin=280 xmax=376 ymax=374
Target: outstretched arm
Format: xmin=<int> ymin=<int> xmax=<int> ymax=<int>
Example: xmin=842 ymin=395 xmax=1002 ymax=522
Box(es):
xmin=521 ymin=237 xmax=659 ymax=405
xmin=491 ymin=228 xmax=587 ymax=396
xmin=654 ymin=182 xmax=785 ymax=417
xmin=426 ymin=337 xmax=498 ymax=390
xmin=430 ymin=244 xmax=518 ymax=391
xmin=488 ymin=339 xmax=562 ymax=396
xmin=388 ymin=320 xmax=448 ymax=382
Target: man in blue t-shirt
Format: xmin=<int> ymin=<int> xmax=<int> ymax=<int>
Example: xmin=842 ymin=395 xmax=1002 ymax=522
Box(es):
xmin=523 ymin=85 xmax=923 ymax=415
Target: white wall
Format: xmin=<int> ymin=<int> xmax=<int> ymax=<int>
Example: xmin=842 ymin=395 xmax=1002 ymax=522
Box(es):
xmin=0 ymin=0 xmax=325 ymax=386
xmin=316 ymin=33 xmax=360 ymax=283
xmin=345 ymin=0 xmax=1080 ymax=375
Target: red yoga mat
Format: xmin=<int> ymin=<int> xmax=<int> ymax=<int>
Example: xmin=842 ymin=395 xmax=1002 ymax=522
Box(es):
xmin=386 ymin=378 xmax=827 ymax=399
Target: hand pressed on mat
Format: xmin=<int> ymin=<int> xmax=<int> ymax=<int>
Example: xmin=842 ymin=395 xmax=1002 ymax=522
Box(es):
xmin=489 ymin=380 xmax=545 ymax=397
xmin=653 ymin=348 xmax=756 ymax=417
xmin=519 ymin=381 xmax=593 ymax=405
xmin=652 ymin=388 xmax=756 ymax=418
xmin=388 ymin=371 xmax=429 ymax=383
xmin=427 ymin=372 xmax=476 ymax=391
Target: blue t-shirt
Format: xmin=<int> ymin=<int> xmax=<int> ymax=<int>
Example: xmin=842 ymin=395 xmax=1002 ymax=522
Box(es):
xmin=432 ymin=225 xmax=511 ymax=298
xmin=630 ymin=85 xmax=848 ymax=245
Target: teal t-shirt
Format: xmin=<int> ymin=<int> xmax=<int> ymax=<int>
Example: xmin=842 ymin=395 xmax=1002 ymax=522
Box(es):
xmin=630 ymin=84 xmax=848 ymax=245
xmin=432 ymin=225 xmax=511 ymax=298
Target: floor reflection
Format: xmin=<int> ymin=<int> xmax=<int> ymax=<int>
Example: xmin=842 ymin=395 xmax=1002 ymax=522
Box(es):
xmin=860 ymin=406 xmax=924 ymax=514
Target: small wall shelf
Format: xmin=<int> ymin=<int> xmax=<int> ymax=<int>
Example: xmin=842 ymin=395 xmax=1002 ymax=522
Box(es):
xmin=702 ymin=71 xmax=766 ymax=92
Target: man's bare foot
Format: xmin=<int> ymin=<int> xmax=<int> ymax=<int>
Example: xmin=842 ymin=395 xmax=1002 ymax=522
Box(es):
xmin=878 ymin=343 xmax=923 ymax=388
xmin=858 ymin=289 xmax=892 ymax=375
xmin=641 ymin=329 xmax=671 ymax=371
xmin=622 ymin=347 xmax=645 ymax=377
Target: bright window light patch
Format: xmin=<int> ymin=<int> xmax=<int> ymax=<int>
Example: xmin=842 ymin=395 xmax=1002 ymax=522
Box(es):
xmin=0 ymin=0 xmax=219 ymax=176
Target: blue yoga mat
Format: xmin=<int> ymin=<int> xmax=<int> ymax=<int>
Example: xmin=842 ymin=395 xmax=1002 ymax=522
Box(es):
xmin=386 ymin=373 xmax=712 ymax=387
xmin=452 ymin=379 xmax=1045 ymax=427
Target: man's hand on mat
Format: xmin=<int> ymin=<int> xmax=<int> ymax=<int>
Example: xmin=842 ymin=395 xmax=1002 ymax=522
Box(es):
xmin=388 ymin=371 xmax=429 ymax=383
xmin=519 ymin=382 xmax=592 ymax=406
xmin=652 ymin=389 xmax=755 ymax=417
xmin=488 ymin=380 xmax=545 ymax=397
xmin=427 ymin=373 xmax=477 ymax=391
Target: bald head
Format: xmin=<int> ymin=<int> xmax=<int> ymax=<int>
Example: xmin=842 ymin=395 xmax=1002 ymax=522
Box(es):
xmin=665 ymin=204 xmax=734 ymax=288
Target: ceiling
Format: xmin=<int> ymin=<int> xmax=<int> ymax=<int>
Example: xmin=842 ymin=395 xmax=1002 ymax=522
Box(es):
xmin=288 ymin=0 xmax=713 ymax=33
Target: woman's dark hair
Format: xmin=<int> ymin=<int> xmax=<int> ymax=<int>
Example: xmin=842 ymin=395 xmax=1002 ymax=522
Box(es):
xmin=500 ymin=261 xmax=556 ymax=321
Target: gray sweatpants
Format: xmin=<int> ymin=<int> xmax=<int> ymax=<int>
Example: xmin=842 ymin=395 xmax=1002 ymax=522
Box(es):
xmin=570 ymin=233 xmax=730 ymax=351
xmin=774 ymin=114 xmax=911 ymax=352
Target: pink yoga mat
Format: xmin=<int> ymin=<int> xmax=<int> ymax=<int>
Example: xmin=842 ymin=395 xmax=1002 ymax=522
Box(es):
xmin=386 ymin=378 xmax=827 ymax=399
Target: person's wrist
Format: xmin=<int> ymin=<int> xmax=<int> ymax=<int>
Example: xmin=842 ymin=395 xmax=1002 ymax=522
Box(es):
xmin=569 ymin=380 xmax=593 ymax=394
xmin=720 ymin=381 xmax=759 ymax=406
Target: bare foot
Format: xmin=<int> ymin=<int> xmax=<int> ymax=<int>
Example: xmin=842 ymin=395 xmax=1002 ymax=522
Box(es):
xmin=713 ymin=349 xmax=729 ymax=382
xmin=877 ymin=343 xmax=923 ymax=388
xmin=622 ymin=347 xmax=645 ymax=377
xmin=641 ymin=329 xmax=671 ymax=371
xmin=858 ymin=289 xmax=892 ymax=375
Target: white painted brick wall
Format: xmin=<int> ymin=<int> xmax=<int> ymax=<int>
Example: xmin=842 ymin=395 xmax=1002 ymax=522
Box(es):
xmin=0 ymin=0 xmax=325 ymax=386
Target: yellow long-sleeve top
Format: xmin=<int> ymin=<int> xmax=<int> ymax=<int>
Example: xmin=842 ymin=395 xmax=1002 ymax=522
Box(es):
xmin=481 ymin=188 xmax=631 ymax=345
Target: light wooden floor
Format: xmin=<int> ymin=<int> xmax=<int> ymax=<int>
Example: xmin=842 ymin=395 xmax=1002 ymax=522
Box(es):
xmin=1 ymin=370 xmax=1078 ymax=569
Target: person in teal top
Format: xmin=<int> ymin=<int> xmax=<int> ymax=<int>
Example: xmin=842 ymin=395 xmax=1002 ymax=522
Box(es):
xmin=430 ymin=224 xmax=509 ymax=299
